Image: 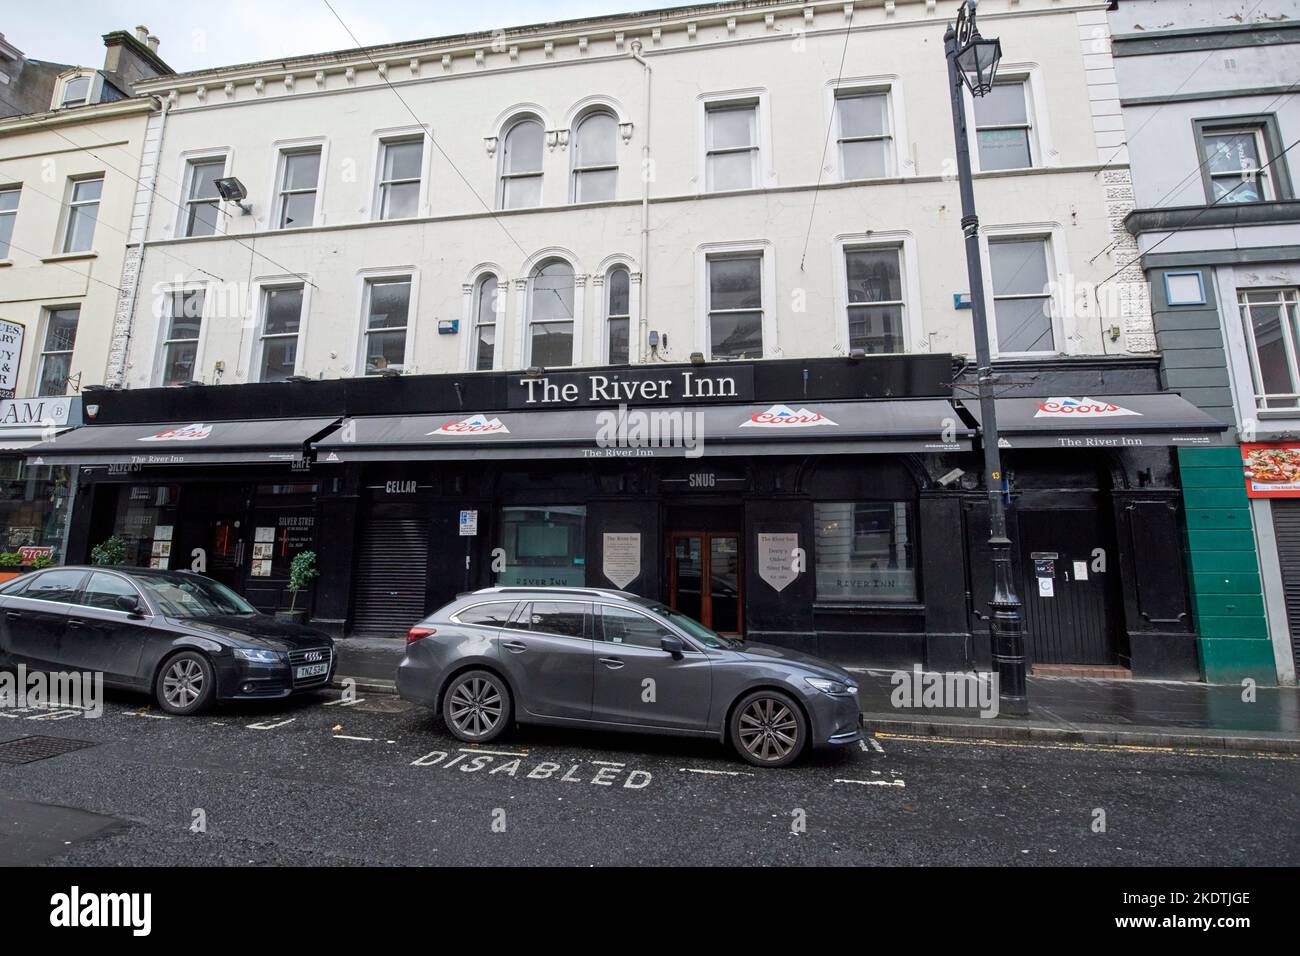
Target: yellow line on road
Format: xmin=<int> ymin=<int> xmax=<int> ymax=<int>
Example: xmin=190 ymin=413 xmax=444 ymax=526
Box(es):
xmin=874 ymin=732 xmax=1298 ymax=761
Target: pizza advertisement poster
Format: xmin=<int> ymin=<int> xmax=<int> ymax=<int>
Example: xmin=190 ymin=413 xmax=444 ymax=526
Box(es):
xmin=1242 ymin=443 xmax=1300 ymax=497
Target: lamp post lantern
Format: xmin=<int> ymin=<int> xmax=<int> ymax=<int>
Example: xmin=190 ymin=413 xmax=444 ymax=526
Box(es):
xmin=944 ymin=0 xmax=1028 ymax=716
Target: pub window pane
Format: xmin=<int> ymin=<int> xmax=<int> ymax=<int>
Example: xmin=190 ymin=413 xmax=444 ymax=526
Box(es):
xmin=708 ymin=255 xmax=763 ymax=360
xmin=498 ymin=506 xmax=587 ymax=587
xmin=378 ymin=139 xmax=423 ymax=220
xmin=815 ymin=502 xmax=917 ymax=602
xmin=845 ymin=247 xmax=905 ymax=353
xmin=573 ymin=111 xmax=618 ymax=203
xmin=607 ymin=267 xmax=631 ymax=364
xmin=161 ymin=291 xmax=203 ymax=386
xmin=259 ymin=286 xmax=303 ymax=382
xmin=184 ymin=159 xmax=223 ymax=237
xmin=990 ymin=238 xmax=1055 ymax=353
xmin=62 ymin=176 xmax=103 ymax=253
xmin=37 ymin=307 xmax=79 ymax=396
xmin=364 ymin=278 xmax=411 ymax=374
xmin=974 ymin=81 xmax=1032 ymax=171
xmin=0 ymin=187 xmax=20 ymax=259
xmin=528 ymin=260 xmax=575 ymax=367
xmin=277 ymin=149 xmax=321 ymax=228
xmin=474 ymin=274 xmax=498 ymax=371
xmin=837 ymin=92 xmax=892 ymax=180
xmin=706 ymin=103 xmax=758 ymax=192
xmin=501 ymin=118 xmax=544 ymax=209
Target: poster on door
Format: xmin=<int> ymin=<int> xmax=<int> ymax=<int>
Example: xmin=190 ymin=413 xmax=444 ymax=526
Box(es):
xmin=1242 ymin=443 xmax=1300 ymax=497
xmin=757 ymin=533 xmax=799 ymax=593
xmin=602 ymin=532 xmax=641 ymax=589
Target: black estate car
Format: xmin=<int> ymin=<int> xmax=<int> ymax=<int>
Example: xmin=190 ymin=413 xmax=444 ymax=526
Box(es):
xmin=0 ymin=566 xmax=335 ymax=714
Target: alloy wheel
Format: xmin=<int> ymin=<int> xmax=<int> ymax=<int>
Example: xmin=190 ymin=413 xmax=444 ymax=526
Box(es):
xmin=737 ymin=697 xmax=799 ymax=762
xmin=163 ymin=658 xmax=205 ymax=709
xmin=447 ymin=677 xmax=503 ymax=738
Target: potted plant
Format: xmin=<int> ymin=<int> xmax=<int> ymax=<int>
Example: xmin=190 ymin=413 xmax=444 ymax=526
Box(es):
xmin=276 ymin=550 xmax=318 ymax=624
xmin=0 ymin=551 xmax=25 ymax=584
xmin=91 ymin=535 xmax=128 ymax=567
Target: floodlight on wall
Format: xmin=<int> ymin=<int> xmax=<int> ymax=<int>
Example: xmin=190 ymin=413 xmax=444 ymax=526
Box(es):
xmin=214 ymin=176 xmax=252 ymax=215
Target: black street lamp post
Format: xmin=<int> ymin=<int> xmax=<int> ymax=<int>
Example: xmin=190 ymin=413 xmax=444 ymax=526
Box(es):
xmin=944 ymin=0 xmax=1028 ymax=716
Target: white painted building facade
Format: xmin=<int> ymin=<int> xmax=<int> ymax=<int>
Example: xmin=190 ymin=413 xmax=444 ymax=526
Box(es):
xmin=113 ymin=0 xmax=1149 ymax=391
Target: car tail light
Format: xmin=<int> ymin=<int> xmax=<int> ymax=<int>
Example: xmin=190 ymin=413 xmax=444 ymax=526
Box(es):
xmin=407 ymin=627 xmax=436 ymax=644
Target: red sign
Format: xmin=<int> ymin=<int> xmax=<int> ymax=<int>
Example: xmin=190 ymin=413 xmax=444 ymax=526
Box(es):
xmin=17 ymin=546 xmax=53 ymax=563
xmin=1242 ymin=443 xmax=1300 ymax=498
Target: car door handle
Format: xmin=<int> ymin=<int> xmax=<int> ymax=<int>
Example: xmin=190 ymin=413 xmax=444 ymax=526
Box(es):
xmin=4 ymin=611 xmax=21 ymax=620
xmin=599 ymin=657 xmax=625 ymax=670
xmin=68 ymin=619 xmax=84 ymax=629
xmin=502 ymin=641 xmax=527 ymax=654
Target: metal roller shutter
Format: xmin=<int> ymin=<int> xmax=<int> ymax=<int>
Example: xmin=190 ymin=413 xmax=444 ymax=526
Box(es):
xmin=1270 ymin=500 xmax=1300 ymax=673
xmin=351 ymin=515 xmax=430 ymax=635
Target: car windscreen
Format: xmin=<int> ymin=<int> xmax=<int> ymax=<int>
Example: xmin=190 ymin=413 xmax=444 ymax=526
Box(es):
xmin=137 ymin=575 xmax=258 ymax=618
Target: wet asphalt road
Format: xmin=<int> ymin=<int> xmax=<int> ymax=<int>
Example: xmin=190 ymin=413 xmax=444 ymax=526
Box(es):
xmin=0 ymin=688 xmax=1296 ymax=867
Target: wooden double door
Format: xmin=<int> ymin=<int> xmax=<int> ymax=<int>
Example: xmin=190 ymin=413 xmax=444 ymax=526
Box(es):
xmin=667 ymin=531 xmax=743 ymax=636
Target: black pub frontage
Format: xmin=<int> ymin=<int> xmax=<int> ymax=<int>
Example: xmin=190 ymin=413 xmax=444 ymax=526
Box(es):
xmin=30 ymin=354 xmax=1226 ymax=678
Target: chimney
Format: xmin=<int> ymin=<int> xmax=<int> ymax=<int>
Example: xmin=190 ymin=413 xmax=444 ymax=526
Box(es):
xmin=135 ymin=25 xmax=149 ymax=43
xmin=147 ymin=34 xmax=160 ymax=53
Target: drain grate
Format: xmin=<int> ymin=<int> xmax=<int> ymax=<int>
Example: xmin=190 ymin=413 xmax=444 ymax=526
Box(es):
xmin=0 ymin=736 xmax=99 ymax=766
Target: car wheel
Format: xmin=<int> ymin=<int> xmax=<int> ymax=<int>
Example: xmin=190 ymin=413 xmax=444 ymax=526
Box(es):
xmin=155 ymin=651 xmax=215 ymax=715
xmin=442 ymin=670 xmax=511 ymax=743
xmin=730 ymin=690 xmax=807 ymax=768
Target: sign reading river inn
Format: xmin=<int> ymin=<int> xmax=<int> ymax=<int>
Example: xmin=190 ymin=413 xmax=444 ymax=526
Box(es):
xmin=509 ymin=367 xmax=754 ymax=409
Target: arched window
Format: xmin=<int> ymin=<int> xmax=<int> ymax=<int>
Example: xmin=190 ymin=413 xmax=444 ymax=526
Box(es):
xmin=572 ymin=111 xmax=618 ymax=203
xmin=528 ymin=259 xmax=575 ymax=367
xmin=473 ymin=273 xmax=499 ymax=371
xmin=606 ymin=267 xmax=631 ymax=364
xmin=500 ymin=118 xmax=544 ymax=209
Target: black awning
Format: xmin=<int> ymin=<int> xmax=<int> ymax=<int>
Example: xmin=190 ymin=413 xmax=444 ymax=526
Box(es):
xmin=963 ymin=394 xmax=1229 ymax=449
xmin=25 ymin=418 xmax=341 ymax=466
xmin=314 ymin=399 xmax=972 ymax=462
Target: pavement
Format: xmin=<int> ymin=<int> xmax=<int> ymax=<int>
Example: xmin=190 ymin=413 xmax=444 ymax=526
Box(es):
xmin=1 ymin=684 xmax=1296 ymax=866
xmin=336 ymin=636 xmax=1300 ymax=753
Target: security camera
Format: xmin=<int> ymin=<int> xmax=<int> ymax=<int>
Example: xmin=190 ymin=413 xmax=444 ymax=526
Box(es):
xmin=937 ymin=468 xmax=966 ymax=488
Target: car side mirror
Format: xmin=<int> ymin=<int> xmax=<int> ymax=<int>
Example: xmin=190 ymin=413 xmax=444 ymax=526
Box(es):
xmin=114 ymin=594 xmax=142 ymax=615
xmin=661 ymin=635 xmax=685 ymax=660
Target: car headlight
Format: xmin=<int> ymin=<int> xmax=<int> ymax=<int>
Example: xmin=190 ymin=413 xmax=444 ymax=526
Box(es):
xmin=233 ymin=648 xmax=284 ymax=664
xmin=805 ymin=677 xmax=858 ymax=696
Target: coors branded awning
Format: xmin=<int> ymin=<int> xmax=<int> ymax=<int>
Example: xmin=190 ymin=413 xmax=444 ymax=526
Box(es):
xmin=314 ymin=399 xmax=973 ymax=462
xmin=963 ymin=394 xmax=1229 ymax=449
xmin=25 ymin=418 xmax=342 ymax=466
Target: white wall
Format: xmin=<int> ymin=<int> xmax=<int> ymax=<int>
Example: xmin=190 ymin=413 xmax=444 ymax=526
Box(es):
xmin=119 ymin=0 xmax=1147 ymax=390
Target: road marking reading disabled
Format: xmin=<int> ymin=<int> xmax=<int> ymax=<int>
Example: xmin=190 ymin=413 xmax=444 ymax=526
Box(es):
xmin=411 ymin=750 xmax=652 ymax=788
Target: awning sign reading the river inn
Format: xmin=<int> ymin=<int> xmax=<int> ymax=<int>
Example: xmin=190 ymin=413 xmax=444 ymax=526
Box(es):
xmin=1242 ymin=443 xmax=1300 ymax=498
xmin=25 ymin=418 xmax=339 ymax=467
xmin=967 ymin=393 xmax=1227 ymax=449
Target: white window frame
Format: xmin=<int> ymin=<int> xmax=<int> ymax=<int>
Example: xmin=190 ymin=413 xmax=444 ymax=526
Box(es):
xmin=369 ymin=127 xmax=431 ymax=222
xmin=831 ymin=232 xmax=922 ymax=356
xmin=1236 ymin=287 xmax=1300 ymax=411
xmin=695 ymin=240 xmax=776 ymax=360
xmin=268 ymin=138 xmax=327 ymax=230
xmin=0 ymin=185 xmax=20 ymax=259
xmin=602 ymin=263 xmax=634 ymax=365
xmin=1199 ymin=126 xmax=1275 ymax=203
xmin=251 ymin=282 xmax=310 ymax=383
xmin=498 ymin=114 xmax=547 ymax=210
xmin=34 ymin=305 xmax=80 ymax=397
xmin=462 ymin=267 xmax=506 ymax=372
xmin=522 ymin=258 xmax=580 ymax=369
xmin=59 ymin=175 xmax=103 ymax=254
xmin=570 ymin=108 xmax=620 ymax=204
xmin=825 ymin=76 xmax=911 ymax=182
xmin=353 ymin=267 xmax=420 ymax=377
xmin=697 ymin=89 xmax=775 ymax=194
xmin=175 ymin=150 xmax=230 ymax=238
xmin=53 ymin=70 xmax=100 ymax=110
xmin=964 ymin=65 xmax=1054 ymax=174
xmin=979 ymin=223 xmax=1068 ymax=357
xmin=149 ymin=285 xmax=209 ymax=387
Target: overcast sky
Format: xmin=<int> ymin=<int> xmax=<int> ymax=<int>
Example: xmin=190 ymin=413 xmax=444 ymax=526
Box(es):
xmin=6 ymin=1 xmax=655 ymax=73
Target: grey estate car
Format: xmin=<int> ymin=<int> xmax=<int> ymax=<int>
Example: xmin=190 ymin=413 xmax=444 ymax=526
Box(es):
xmin=396 ymin=587 xmax=863 ymax=767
